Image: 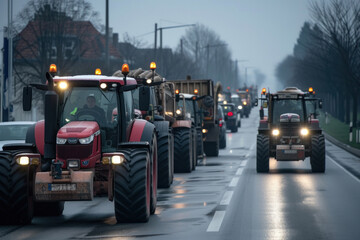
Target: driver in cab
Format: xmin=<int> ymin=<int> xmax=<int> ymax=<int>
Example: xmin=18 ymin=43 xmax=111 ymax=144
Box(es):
xmin=82 ymin=94 xmax=106 ymax=122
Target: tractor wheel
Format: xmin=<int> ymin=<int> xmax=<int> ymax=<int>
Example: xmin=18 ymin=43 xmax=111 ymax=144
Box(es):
xmin=34 ymin=202 xmax=64 ymax=216
xmin=0 ymin=150 xmax=34 ymax=225
xmin=219 ymin=134 xmax=226 ymax=149
xmin=114 ymin=148 xmax=150 ymax=223
xmin=192 ymin=129 xmax=197 ymax=171
xmin=196 ymin=128 xmax=204 ymax=160
xmin=174 ymin=128 xmax=193 ymax=173
xmin=256 ymin=134 xmax=269 ymax=173
xmin=204 ymin=139 xmax=219 ymax=157
xmin=231 ymin=126 xmax=238 ymax=133
xmin=149 ymin=134 xmax=157 ymax=215
xmin=310 ymin=134 xmax=325 ymax=173
xmin=157 ymin=132 xmax=173 ymax=188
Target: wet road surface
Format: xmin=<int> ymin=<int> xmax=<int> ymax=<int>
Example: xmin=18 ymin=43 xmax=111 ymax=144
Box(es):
xmin=1 ymin=109 xmax=360 ymax=240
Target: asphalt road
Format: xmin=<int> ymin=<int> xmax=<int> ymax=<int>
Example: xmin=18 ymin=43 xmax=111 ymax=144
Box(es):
xmin=1 ymin=110 xmax=360 ymax=240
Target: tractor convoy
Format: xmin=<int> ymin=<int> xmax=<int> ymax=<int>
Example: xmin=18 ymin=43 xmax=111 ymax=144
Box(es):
xmin=0 ymin=60 xmax=325 ymax=226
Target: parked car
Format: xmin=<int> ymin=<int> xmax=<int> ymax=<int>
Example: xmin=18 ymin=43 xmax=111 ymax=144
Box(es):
xmin=0 ymin=121 xmax=36 ymax=150
xmin=217 ymin=105 xmax=227 ymax=149
xmin=221 ymin=103 xmax=240 ymax=133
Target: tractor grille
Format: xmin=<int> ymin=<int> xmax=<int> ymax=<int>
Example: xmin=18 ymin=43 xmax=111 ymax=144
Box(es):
xmin=57 ymin=144 xmax=93 ymax=159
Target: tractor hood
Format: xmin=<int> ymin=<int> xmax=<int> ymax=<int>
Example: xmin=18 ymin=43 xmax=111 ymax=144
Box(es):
xmin=57 ymin=121 xmax=100 ymax=139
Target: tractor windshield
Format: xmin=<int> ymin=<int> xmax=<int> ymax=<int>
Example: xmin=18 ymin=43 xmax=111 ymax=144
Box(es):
xmin=272 ymin=99 xmax=305 ymax=124
xmin=60 ymin=87 xmax=119 ymax=151
xmin=60 ymin=87 xmax=117 ymax=127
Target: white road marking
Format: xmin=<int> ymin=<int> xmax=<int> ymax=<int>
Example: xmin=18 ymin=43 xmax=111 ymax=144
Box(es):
xmin=207 ymin=211 xmax=226 ymax=232
xmin=328 ymin=155 xmax=360 ymax=184
xmin=229 ymin=177 xmax=239 ymax=187
xmin=220 ymin=191 xmax=234 ymax=205
xmin=236 ymin=168 xmax=244 ymax=175
xmin=240 ymin=160 xmax=248 ymax=167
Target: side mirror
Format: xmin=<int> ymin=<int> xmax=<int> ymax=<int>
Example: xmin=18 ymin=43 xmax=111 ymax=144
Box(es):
xmin=139 ymin=86 xmax=150 ymax=111
xmin=254 ymin=98 xmax=258 ymax=106
xmin=319 ymin=100 xmax=323 ymax=109
xmin=23 ymin=86 xmax=32 ymax=111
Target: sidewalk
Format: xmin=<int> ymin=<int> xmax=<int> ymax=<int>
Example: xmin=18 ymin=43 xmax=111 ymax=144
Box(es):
xmin=324 ymin=132 xmax=360 ymax=179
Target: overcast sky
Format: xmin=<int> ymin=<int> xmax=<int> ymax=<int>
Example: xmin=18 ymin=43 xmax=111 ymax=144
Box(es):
xmin=0 ymin=0 xmax=316 ymax=90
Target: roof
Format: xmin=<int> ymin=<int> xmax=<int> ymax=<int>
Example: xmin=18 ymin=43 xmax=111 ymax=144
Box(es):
xmin=182 ymin=93 xmax=196 ymax=99
xmin=275 ymin=87 xmax=304 ymax=95
xmin=54 ymin=75 xmax=137 ymax=85
xmin=15 ymin=20 xmax=121 ymax=60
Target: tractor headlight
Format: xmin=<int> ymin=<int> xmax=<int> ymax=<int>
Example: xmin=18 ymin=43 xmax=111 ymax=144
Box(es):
xmin=111 ymin=155 xmax=125 ymax=164
xmin=176 ymin=109 xmax=182 ymax=115
xmin=238 ymin=105 xmax=243 ymax=110
xmin=300 ymin=128 xmax=309 ymax=136
xmin=272 ymin=129 xmax=280 ymax=136
xmin=79 ymin=134 xmax=94 ymax=144
xmin=67 ymin=159 xmax=80 ymax=169
xmin=56 ymin=138 xmax=67 ymax=144
xmin=202 ymin=129 xmax=208 ymax=134
xmin=18 ymin=156 xmax=29 ymax=165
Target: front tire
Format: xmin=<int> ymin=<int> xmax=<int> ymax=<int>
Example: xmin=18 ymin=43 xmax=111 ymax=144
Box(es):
xmin=256 ymin=134 xmax=269 ymax=173
xmin=219 ymin=134 xmax=226 ymax=149
xmin=114 ymin=148 xmax=150 ymax=223
xmin=0 ymin=150 xmax=34 ymax=225
xmin=310 ymin=134 xmax=325 ymax=173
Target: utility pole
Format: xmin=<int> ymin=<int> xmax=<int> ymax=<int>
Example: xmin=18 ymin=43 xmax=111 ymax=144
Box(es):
xmin=105 ymin=0 xmax=109 ymax=74
xmin=156 ymin=24 xmax=195 ymax=74
xmin=154 ymin=23 xmax=157 ymax=60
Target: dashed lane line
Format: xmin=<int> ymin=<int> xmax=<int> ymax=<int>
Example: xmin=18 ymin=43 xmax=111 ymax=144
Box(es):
xmin=220 ymin=191 xmax=234 ymax=205
xmin=229 ymin=177 xmax=239 ymax=187
xmin=207 ymin=211 xmax=226 ymax=232
xmin=236 ymin=168 xmax=244 ymax=175
xmin=239 ymin=160 xmax=248 ymax=167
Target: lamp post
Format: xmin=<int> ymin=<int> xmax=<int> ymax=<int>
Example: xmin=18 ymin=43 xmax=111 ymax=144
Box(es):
xmin=244 ymin=66 xmax=255 ymax=86
xmin=201 ymin=43 xmax=227 ymax=78
xmin=154 ymin=23 xmax=195 ymax=73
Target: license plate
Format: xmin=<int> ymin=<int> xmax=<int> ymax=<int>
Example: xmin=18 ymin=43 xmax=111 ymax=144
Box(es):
xmin=284 ymin=150 xmax=297 ymax=154
xmin=49 ymin=183 xmax=76 ymax=191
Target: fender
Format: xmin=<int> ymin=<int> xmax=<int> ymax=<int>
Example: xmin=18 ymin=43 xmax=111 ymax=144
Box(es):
xmin=153 ymin=121 xmax=170 ymax=136
xmin=172 ymin=120 xmax=191 ymax=129
xmin=129 ymin=119 xmax=155 ymax=144
xmin=25 ymin=120 xmax=44 ymax=156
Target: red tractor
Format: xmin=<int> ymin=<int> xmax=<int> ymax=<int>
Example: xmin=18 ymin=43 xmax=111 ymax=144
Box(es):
xmin=0 ymin=64 xmax=158 ymax=224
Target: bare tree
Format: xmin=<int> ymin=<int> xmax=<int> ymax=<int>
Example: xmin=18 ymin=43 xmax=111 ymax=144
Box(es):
xmin=310 ymin=0 xmax=360 ymax=126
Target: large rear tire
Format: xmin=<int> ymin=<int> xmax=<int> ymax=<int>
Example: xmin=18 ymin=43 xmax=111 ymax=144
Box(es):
xmin=114 ymin=148 xmax=150 ymax=223
xmin=192 ymin=129 xmax=197 ymax=171
xmin=219 ymin=134 xmax=226 ymax=149
xmin=157 ymin=131 xmax=173 ymax=188
xmin=150 ymin=134 xmax=157 ymax=215
xmin=310 ymin=134 xmax=325 ymax=173
xmin=231 ymin=126 xmax=238 ymax=133
xmin=256 ymin=134 xmax=269 ymax=173
xmin=174 ymin=128 xmax=192 ymax=173
xmin=196 ymin=128 xmax=204 ymax=160
xmin=0 ymin=150 xmax=34 ymax=225
xmin=204 ymin=139 xmax=219 ymax=157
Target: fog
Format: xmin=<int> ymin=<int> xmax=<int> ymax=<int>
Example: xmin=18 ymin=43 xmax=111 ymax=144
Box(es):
xmin=0 ymin=0 xmax=315 ymax=91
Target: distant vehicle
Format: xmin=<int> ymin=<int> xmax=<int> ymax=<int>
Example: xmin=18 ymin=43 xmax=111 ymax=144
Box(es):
xmin=255 ymin=87 xmax=325 ymax=173
xmin=217 ymin=104 xmax=227 ymax=149
xmin=221 ymin=103 xmax=240 ymax=133
xmin=0 ymin=121 xmax=36 ymax=150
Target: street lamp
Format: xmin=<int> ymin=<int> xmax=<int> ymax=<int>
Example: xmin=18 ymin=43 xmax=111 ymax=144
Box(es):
xmin=201 ymin=43 xmax=227 ymax=77
xmin=154 ymin=23 xmax=196 ymax=72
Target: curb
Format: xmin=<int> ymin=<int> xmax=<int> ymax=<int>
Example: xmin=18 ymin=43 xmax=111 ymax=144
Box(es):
xmin=324 ymin=132 xmax=360 ymax=159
